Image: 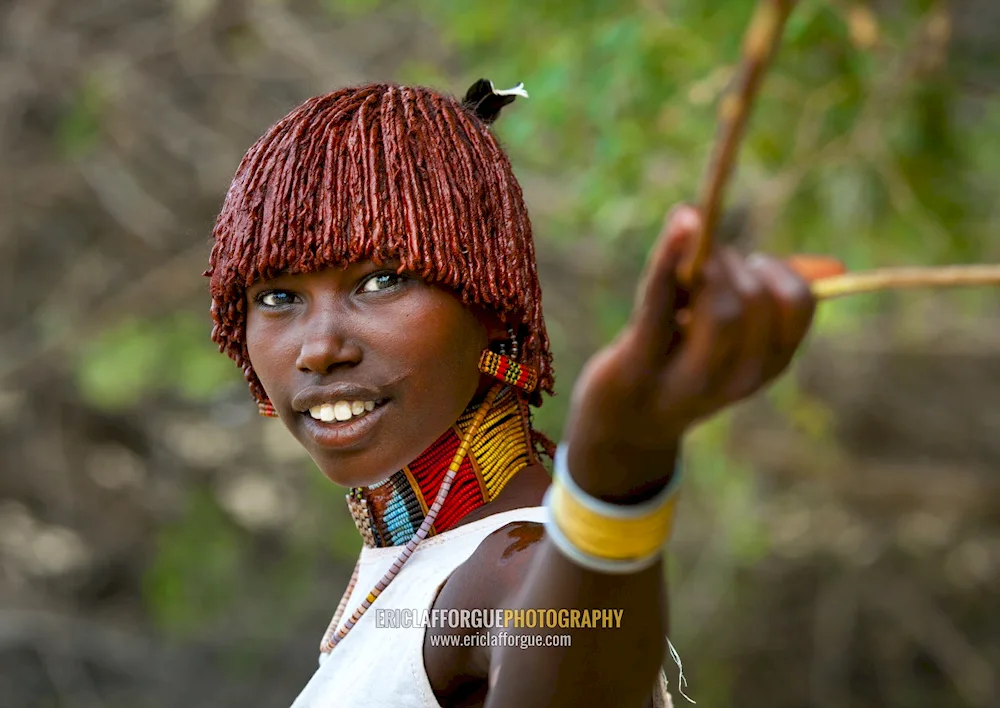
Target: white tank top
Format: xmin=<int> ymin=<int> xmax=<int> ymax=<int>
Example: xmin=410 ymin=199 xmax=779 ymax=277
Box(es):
xmin=288 ymin=505 xmax=674 ymax=708
xmin=289 ymin=506 xmax=548 ymax=708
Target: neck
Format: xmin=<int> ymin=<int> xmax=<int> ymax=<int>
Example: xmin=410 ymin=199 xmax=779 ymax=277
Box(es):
xmin=345 ymin=387 xmax=534 ymax=548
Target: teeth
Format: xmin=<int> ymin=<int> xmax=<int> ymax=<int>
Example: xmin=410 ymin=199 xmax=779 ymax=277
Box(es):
xmin=308 ymin=400 xmax=378 ymax=422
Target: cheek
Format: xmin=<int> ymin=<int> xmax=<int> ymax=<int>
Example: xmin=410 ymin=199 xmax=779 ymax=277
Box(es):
xmin=400 ymin=295 xmax=487 ymax=394
xmin=244 ymin=313 xmax=289 ymax=390
xmin=244 ymin=316 xmax=268 ymax=383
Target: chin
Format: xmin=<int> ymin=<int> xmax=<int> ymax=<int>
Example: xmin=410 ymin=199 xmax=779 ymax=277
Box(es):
xmin=311 ymin=448 xmax=405 ymax=489
xmin=291 ymin=400 xmax=456 ymax=488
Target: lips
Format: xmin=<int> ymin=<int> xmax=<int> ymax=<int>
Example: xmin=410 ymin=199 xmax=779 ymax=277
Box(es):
xmin=291 ymin=384 xmax=391 ymax=451
xmin=299 ymin=398 xmax=390 ymax=451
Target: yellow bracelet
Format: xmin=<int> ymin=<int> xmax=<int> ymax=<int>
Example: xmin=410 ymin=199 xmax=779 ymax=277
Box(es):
xmin=544 ymin=446 xmax=680 ymax=571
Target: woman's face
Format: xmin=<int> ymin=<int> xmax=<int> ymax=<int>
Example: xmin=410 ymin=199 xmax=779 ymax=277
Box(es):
xmin=245 ymin=260 xmax=496 ymax=487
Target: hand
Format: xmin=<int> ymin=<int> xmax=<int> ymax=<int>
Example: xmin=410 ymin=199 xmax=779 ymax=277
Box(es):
xmin=561 ymin=205 xmax=844 ymax=502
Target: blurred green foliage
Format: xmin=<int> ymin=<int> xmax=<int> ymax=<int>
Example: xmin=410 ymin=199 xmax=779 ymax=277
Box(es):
xmin=419 ymin=0 xmax=996 ymax=261
xmin=58 ymin=73 xmax=106 ymax=158
xmin=145 ymin=481 xmax=347 ymax=640
xmin=145 ymin=490 xmax=250 ymax=636
xmin=77 ymin=312 xmax=239 ymax=410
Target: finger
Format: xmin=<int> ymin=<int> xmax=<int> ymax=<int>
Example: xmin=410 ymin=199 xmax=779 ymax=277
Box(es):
xmin=665 ymin=247 xmax=746 ymax=396
xmin=631 ymin=205 xmax=701 ymax=342
xmin=702 ymin=250 xmax=760 ymax=394
xmin=718 ymin=253 xmax=773 ymax=400
xmin=749 ymin=255 xmax=817 ymax=381
xmin=785 ymin=254 xmax=846 ymax=283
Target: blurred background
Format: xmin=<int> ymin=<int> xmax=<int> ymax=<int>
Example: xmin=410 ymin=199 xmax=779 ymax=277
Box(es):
xmin=1 ymin=0 xmax=999 ymax=706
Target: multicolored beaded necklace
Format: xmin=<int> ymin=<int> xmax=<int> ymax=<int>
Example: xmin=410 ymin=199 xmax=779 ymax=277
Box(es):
xmin=345 ymin=385 xmax=533 ymax=548
xmin=320 ymin=382 xmax=533 ymax=653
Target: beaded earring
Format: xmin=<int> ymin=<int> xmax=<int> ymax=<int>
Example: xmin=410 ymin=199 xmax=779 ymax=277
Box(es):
xmin=478 ymin=326 xmax=538 ymax=393
xmin=258 ymin=400 xmax=279 ymax=418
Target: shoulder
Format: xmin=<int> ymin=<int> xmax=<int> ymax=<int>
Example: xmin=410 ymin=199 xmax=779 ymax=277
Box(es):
xmin=464 ymin=519 xmax=547 ymax=603
xmin=437 ymin=517 xmax=547 ymax=615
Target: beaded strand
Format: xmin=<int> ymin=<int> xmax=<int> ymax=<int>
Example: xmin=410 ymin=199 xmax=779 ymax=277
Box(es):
xmin=323 ymin=559 xmax=360 ymax=643
xmin=320 ymin=383 xmax=504 ymax=653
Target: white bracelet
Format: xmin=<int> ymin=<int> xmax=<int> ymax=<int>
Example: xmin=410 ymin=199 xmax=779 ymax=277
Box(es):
xmin=542 ymin=445 xmax=682 ymax=575
xmin=553 ymin=445 xmax=682 ymax=517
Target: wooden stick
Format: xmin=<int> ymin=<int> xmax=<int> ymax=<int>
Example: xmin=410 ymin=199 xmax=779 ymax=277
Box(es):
xmin=681 ymin=0 xmax=797 ymax=285
xmin=811 ymin=264 xmax=1000 ymax=300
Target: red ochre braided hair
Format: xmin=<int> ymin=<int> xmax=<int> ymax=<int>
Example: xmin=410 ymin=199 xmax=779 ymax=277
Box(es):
xmin=205 ymin=82 xmax=555 ymax=451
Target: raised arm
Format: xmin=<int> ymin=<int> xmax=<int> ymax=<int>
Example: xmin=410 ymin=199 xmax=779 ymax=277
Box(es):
xmin=484 ymin=205 xmax=841 ymax=708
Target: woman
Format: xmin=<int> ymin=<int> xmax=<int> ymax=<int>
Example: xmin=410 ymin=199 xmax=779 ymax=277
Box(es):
xmin=205 ymin=80 xmax=834 ymax=708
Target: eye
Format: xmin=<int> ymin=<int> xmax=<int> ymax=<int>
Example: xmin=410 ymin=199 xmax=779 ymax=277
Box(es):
xmin=254 ymin=290 xmax=297 ymax=308
xmin=360 ymin=271 xmax=405 ymax=294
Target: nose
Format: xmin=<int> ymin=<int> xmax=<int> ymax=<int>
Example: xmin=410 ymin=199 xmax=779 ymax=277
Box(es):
xmin=295 ymin=314 xmax=363 ymax=375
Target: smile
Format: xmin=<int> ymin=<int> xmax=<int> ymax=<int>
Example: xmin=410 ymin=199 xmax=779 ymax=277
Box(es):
xmin=300 ymin=398 xmax=390 ymax=451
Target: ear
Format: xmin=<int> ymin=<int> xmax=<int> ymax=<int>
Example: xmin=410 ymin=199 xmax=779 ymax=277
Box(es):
xmin=474 ymin=308 xmax=510 ymax=346
xmin=485 ymin=314 xmax=510 ymax=345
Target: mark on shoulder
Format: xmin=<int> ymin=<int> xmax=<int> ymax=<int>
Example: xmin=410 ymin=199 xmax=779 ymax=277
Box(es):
xmin=444 ymin=519 xmax=547 ymax=612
